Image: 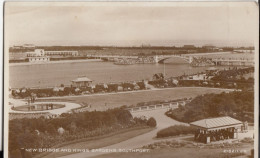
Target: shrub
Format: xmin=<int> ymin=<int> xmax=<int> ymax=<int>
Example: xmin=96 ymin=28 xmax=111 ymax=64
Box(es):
xmin=157 ymin=125 xmax=196 ymax=138
xmin=147 ymin=117 xmax=157 ymax=127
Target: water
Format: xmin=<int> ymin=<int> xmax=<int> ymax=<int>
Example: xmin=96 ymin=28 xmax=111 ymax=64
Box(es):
xmin=9 ymin=53 xmax=254 ymax=88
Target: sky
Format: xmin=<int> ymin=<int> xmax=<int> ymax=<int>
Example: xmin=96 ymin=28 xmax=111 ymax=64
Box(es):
xmin=4 ymin=2 xmax=259 ymax=47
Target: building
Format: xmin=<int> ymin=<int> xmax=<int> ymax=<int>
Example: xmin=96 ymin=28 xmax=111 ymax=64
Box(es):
xmin=71 ymin=76 xmax=93 ymax=87
xmin=45 ymin=51 xmax=79 ymax=56
xmin=234 ymin=49 xmax=254 ymax=53
xmin=190 ymin=116 xmax=243 ymax=144
xmin=26 ymin=49 xmax=50 ymax=62
xmin=183 ymin=45 xmax=196 ymax=49
xmin=180 ymin=73 xmax=208 ymax=81
xmin=27 ymin=49 xmax=79 ymax=57
xmin=27 ymin=49 xmax=45 ymax=57
xmin=202 ymin=45 xmax=219 ymax=51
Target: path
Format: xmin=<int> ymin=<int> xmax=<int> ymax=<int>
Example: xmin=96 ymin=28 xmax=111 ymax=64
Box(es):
xmin=60 ymin=108 xmax=188 ymax=158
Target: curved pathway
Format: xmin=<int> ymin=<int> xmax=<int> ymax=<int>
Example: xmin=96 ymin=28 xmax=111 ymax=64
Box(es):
xmin=60 ymin=108 xmax=187 ymax=158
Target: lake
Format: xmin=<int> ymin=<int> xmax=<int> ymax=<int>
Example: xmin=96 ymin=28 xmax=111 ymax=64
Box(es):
xmin=9 ymin=53 xmax=254 ymax=88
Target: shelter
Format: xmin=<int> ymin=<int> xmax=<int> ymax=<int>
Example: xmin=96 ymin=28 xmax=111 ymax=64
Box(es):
xmin=190 ymin=116 xmax=243 ymax=143
xmin=71 ymin=76 xmax=92 ymax=88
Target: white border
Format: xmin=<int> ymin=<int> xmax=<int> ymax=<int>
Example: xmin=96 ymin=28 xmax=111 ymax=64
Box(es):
xmin=1 ymin=1 xmax=259 ymax=158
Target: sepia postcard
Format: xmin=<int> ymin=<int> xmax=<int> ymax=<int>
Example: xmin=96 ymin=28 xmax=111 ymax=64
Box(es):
xmin=3 ymin=1 xmax=259 ymax=158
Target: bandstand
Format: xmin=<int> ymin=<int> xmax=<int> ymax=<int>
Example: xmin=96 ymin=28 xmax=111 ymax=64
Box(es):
xmin=190 ymin=116 xmax=243 ymax=144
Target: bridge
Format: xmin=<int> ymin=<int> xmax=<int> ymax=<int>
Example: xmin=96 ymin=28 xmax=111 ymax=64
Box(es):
xmin=86 ymin=54 xmax=193 ymax=63
xmin=155 ymin=55 xmax=192 ymax=63
xmin=86 ymin=54 xmax=254 ymax=66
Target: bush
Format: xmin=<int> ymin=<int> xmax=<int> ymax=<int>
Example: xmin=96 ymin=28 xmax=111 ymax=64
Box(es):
xmin=166 ymin=91 xmax=254 ymax=123
xmin=147 ymin=117 xmax=157 ymax=127
xmin=157 ymin=125 xmax=196 ymax=138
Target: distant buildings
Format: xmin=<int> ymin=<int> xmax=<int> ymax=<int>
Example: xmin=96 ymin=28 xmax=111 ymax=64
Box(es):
xmin=45 ymin=51 xmax=78 ymax=56
xmin=12 ymin=44 xmax=35 ymax=49
xmin=234 ymin=49 xmax=254 ymax=53
xmin=183 ymin=45 xmax=196 ymax=49
xmin=23 ymin=44 xmax=36 ymax=49
xmin=26 ymin=49 xmax=79 ymax=62
xmin=26 ymin=49 xmax=50 ymax=62
xmin=202 ymin=45 xmax=220 ymax=51
xmin=27 ymin=50 xmax=79 ymax=57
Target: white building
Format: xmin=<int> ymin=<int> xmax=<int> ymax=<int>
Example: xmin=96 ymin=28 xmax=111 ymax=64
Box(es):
xmin=27 ymin=49 xmax=45 ymax=57
xmin=27 ymin=49 xmax=50 ymax=62
xmin=45 ymin=51 xmax=79 ymax=56
xmin=234 ymin=49 xmax=254 ymax=53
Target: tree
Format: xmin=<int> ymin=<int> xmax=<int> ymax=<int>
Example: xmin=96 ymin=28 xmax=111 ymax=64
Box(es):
xmin=147 ymin=117 xmax=157 ymax=127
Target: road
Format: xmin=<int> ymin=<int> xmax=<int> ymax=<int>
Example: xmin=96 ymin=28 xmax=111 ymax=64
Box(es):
xmin=60 ymin=108 xmax=188 ymax=158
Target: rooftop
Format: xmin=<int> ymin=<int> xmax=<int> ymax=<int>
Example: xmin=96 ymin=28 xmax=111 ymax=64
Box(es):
xmin=190 ymin=116 xmax=242 ymax=130
xmin=71 ymin=76 xmax=92 ymax=82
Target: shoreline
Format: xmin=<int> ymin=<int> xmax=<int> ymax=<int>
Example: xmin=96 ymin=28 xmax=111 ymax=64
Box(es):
xmin=9 ymin=59 xmax=103 ymax=66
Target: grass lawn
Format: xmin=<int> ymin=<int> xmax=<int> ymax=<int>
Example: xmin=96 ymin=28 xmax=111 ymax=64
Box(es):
xmin=39 ymin=87 xmax=233 ymax=111
xmin=40 ymin=127 xmax=154 ymax=158
xmin=94 ymin=143 xmax=253 ymax=158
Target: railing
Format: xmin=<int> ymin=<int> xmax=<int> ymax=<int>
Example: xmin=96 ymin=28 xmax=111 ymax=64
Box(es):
xmin=127 ymin=100 xmax=191 ymax=113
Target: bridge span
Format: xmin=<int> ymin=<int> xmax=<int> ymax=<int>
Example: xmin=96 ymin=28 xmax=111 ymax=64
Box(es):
xmin=86 ymin=54 xmax=254 ymax=66
xmin=86 ymin=54 xmax=193 ymax=63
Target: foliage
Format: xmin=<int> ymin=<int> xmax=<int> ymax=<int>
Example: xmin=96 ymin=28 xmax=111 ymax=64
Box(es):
xmin=136 ymin=82 xmax=146 ymax=90
xmin=211 ymin=67 xmax=254 ymax=82
xmin=157 ymin=125 xmax=196 ymax=138
xmin=147 ymin=117 xmax=157 ymax=127
xmin=122 ymin=83 xmax=134 ymax=90
xmin=107 ymin=84 xmax=118 ymax=92
xmin=166 ymin=91 xmax=254 ymax=123
xmin=9 ymin=108 xmax=147 ymax=156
